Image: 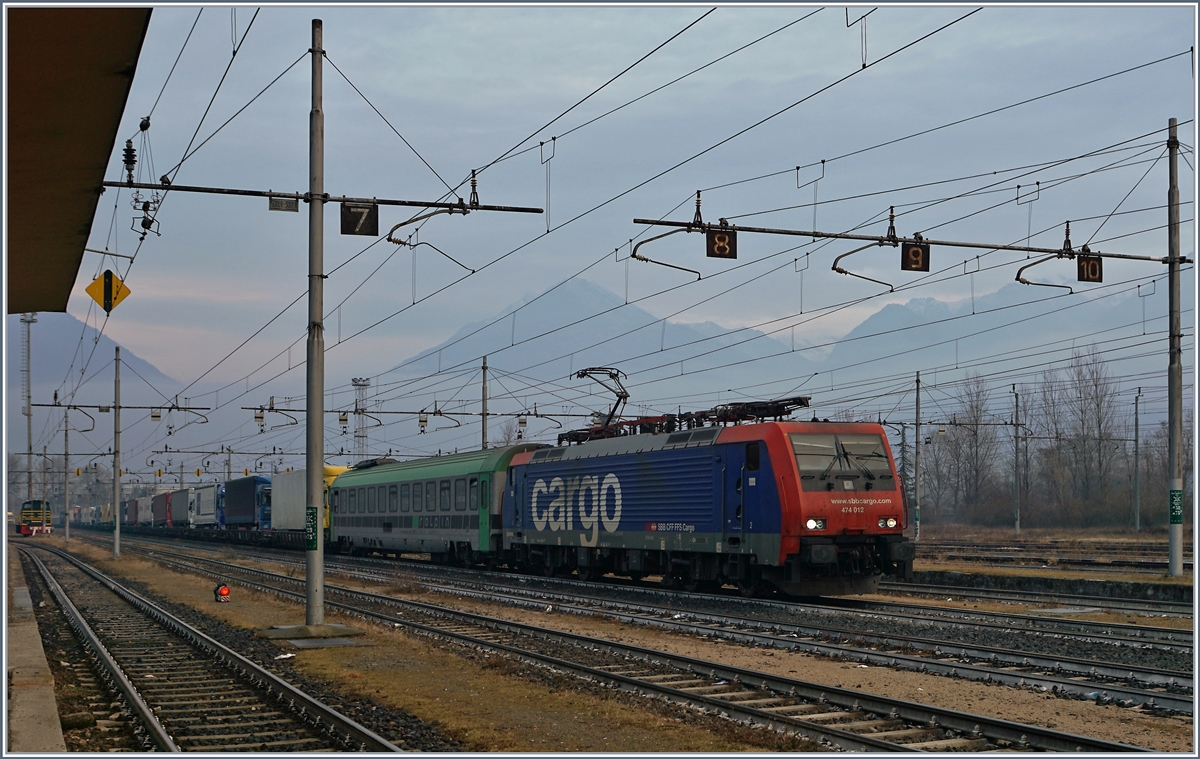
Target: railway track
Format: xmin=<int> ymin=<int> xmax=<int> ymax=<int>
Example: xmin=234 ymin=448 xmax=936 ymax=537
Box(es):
xmin=881 ymin=581 xmax=1193 ymax=617
xmin=16 ymin=545 xmax=402 ymax=752
xmin=85 ymin=533 xmax=1193 ymax=712
xmin=83 ymin=539 xmax=1157 ymax=751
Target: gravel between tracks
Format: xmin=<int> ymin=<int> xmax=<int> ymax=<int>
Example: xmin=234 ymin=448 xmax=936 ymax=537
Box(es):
xmin=408 ymin=586 xmax=1195 ymax=752
xmin=51 ymin=538 xmax=1193 ymax=752
xmin=49 ymin=540 xmax=815 ymax=751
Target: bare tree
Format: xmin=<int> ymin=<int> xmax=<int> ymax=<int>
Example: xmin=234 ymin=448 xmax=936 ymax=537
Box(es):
xmin=492 ymin=418 xmax=520 ymax=447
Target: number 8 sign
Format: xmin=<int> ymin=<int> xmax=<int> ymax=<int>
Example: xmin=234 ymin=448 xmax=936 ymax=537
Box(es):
xmin=706 ymin=229 xmax=737 ymax=259
xmin=900 ymin=242 xmax=930 ymax=272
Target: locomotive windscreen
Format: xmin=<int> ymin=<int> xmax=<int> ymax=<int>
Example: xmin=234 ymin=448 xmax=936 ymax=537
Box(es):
xmin=789 ymin=433 xmax=896 ymax=491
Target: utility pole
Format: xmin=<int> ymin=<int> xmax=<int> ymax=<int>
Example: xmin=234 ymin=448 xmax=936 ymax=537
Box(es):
xmin=22 ymin=312 xmax=36 ymax=501
xmin=306 ymin=18 xmax=327 ymax=626
xmin=63 ymin=407 xmax=69 ymax=543
xmin=1011 ymin=385 xmax=1020 ymax=535
xmin=352 ymin=378 xmax=370 ymax=460
xmin=914 ymin=371 xmax=921 ymax=541
xmin=1167 ymin=118 xmax=1183 ymax=576
xmin=481 ymin=355 xmax=489 ymax=450
xmin=42 ymin=445 xmax=48 ymax=530
xmin=113 ymin=345 xmax=121 ymax=559
xmin=99 ymin=18 xmax=539 ymax=627
xmin=1134 ymin=387 xmax=1142 ymax=533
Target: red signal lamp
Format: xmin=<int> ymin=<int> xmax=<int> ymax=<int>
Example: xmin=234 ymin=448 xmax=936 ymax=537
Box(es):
xmin=214 ymin=583 xmax=231 ymax=602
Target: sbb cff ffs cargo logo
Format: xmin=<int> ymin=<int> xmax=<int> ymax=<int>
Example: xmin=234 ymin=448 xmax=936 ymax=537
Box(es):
xmin=529 ymin=474 xmax=623 ymax=547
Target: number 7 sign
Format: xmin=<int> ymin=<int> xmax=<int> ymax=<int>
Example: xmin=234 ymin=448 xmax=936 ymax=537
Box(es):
xmin=340 ymin=203 xmax=379 ymax=236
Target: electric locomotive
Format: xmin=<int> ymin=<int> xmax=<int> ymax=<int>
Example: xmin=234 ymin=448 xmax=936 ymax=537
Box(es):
xmin=502 ymin=406 xmax=913 ymax=596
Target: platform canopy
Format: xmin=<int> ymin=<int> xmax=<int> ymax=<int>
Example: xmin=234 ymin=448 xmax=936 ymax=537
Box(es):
xmin=6 ymin=7 xmax=151 ymax=314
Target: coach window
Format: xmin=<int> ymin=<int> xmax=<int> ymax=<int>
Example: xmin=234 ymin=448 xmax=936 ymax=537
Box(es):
xmin=426 ymin=482 xmax=437 ymax=512
xmin=469 ymin=478 xmax=479 ymax=511
xmin=411 ymin=483 xmax=421 ymax=513
xmin=389 ymin=485 xmax=398 ymax=512
xmin=377 ymin=486 xmax=386 ymax=513
xmin=331 ymin=490 xmax=340 ymax=513
xmin=365 ymin=487 xmax=374 ymax=513
xmin=400 ymin=483 xmax=410 ymax=512
xmin=348 ymin=488 xmax=357 ymax=513
xmin=439 ymin=480 xmax=451 ymax=511
xmin=746 ymin=442 xmax=761 ymax=471
xmin=454 ymin=479 xmax=467 ymax=511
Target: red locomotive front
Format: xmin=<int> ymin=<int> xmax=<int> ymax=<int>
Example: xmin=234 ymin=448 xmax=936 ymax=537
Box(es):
xmin=722 ymin=421 xmax=913 ymax=595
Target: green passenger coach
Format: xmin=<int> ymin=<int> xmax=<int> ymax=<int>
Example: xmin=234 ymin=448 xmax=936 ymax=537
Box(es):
xmin=329 ymin=445 xmax=543 ymax=562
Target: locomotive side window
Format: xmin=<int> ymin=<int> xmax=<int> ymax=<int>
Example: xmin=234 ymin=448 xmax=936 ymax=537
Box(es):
xmin=400 ymin=484 xmax=410 ymax=512
xmin=440 ymin=480 xmax=452 ymax=511
xmin=746 ymin=442 xmax=761 ymax=471
xmin=389 ymin=485 xmax=398 ymax=512
xmin=454 ymin=479 xmax=467 ymax=511
xmin=348 ymin=488 xmax=357 ymax=513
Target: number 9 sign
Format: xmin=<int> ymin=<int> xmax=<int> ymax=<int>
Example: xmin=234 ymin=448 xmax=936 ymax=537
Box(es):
xmin=706 ymin=229 xmax=737 ymax=259
xmin=901 ymin=242 xmax=930 ymax=272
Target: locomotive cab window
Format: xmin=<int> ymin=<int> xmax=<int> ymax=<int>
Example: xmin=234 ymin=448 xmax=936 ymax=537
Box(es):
xmin=789 ymin=433 xmax=895 ymax=492
xmin=746 ymin=442 xmax=761 ymax=471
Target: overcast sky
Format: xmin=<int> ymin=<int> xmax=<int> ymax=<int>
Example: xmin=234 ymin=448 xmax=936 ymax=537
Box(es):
xmin=19 ymin=3 xmax=1199 ymax=469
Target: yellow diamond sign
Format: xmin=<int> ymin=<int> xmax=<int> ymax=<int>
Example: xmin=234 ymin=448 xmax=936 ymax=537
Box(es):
xmin=86 ymin=270 xmax=131 ymax=313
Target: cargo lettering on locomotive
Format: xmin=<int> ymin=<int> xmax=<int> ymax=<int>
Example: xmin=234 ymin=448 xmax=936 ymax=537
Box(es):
xmin=530 ymin=473 xmax=622 ymax=545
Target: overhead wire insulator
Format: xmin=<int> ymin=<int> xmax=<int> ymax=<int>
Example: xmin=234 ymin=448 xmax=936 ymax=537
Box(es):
xmin=469 ymin=169 xmax=479 ymax=209
xmin=692 ymin=190 xmax=703 ymax=227
xmin=886 ymin=206 xmax=897 ymax=245
xmin=1061 ymin=221 xmax=1073 ymax=256
xmin=123 ymin=140 xmax=137 ymax=185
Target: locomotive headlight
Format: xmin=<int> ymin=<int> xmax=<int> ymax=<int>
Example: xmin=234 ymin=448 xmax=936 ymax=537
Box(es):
xmin=805 ymin=518 xmax=826 ymax=530
xmin=878 ymin=517 xmax=898 ymax=529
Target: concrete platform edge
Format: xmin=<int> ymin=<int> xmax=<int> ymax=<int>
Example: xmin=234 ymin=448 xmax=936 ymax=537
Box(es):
xmin=6 ymin=543 xmax=67 ymax=752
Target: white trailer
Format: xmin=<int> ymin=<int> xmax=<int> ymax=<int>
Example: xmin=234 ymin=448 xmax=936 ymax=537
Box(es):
xmin=169 ymin=488 xmax=194 ymax=527
xmin=193 ymin=484 xmax=220 ymax=527
xmin=270 ymin=467 xmax=348 ymax=531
